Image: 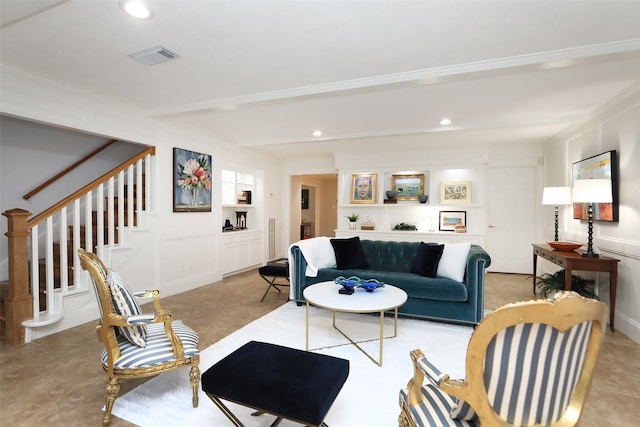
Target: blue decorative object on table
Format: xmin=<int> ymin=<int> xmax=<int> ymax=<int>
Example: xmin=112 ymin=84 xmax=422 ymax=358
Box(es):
xmin=358 ymin=279 xmax=385 ymax=292
xmin=335 ymin=276 xmax=386 ymax=293
xmin=334 ymin=276 xmax=360 ymax=294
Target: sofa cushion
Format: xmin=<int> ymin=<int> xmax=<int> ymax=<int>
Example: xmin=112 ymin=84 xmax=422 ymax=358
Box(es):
xmin=410 ymin=243 xmax=445 ymax=278
xmin=330 ymin=236 xmax=369 ymax=270
xmin=314 ymin=268 xmax=468 ymax=302
xmin=360 ymin=240 xmax=418 ymax=272
xmin=437 ymin=243 xmax=471 ymax=282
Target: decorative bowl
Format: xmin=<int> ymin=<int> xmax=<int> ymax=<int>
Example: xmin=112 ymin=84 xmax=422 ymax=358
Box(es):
xmin=334 ymin=276 xmax=361 ymax=291
xmin=358 ymin=279 xmax=385 ymax=292
xmin=547 ymin=241 xmax=582 ymax=251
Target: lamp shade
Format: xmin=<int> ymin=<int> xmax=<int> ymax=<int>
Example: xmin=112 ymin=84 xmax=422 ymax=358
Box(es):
xmin=542 ymin=187 xmax=572 ymax=205
xmin=572 ymin=179 xmax=612 ymax=203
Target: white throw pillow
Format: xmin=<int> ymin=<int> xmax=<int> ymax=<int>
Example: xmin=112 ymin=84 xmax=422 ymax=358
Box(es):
xmin=107 ymin=269 xmax=147 ymax=348
xmin=437 ymin=243 xmax=471 ymax=282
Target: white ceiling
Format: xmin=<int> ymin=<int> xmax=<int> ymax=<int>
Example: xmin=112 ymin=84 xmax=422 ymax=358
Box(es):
xmin=2 ymin=1 xmax=640 ymax=159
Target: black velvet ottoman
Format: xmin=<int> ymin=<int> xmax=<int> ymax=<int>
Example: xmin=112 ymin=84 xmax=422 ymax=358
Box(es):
xmin=201 ymin=340 xmax=349 ymax=426
xmin=258 ymin=259 xmax=290 ymax=302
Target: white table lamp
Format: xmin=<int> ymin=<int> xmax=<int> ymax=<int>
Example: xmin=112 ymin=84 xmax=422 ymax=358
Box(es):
xmin=572 ymin=179 xmax=612 ymax=258
xmin=542 ymin=187 xmax=572 ymax=241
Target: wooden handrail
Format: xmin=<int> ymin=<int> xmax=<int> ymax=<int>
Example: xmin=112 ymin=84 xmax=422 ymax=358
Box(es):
xmin=23 ymin=139 xmax=118 ymax=200
xmin=28 ymin=146 xmax=156 ymax=227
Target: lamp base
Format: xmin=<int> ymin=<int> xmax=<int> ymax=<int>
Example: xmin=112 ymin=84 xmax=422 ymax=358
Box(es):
xmin=582 ymin=251 xmax=599 ymax=258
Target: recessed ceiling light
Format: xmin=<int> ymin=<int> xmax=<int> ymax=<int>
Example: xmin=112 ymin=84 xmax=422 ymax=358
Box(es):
xmin=439 ymin=118 xmax=451 ymax=126
xmin=313 ymin=130 xmax=322 ymax=137
xmin=120 ymin=0 xmax=153 ymax=19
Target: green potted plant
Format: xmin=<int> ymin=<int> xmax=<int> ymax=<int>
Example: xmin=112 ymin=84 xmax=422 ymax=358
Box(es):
xmin=536 ymin=269 xmax=598 ymax=299
xmin=345 ymin=213 xmax=360 ymax=230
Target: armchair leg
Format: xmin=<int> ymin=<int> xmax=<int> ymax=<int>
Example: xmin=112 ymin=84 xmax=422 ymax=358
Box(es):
xmin=190 ymin=360 xmax=201 ymax=408
xmin=104 ymin=377 xmax=120 ymax=426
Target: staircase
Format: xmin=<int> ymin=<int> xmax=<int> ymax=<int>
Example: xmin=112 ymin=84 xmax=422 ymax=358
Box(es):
xmin=33 ymin=183 xmax=144 ymax=312
xmin=1 ymin=147 xmax=155 ymax=344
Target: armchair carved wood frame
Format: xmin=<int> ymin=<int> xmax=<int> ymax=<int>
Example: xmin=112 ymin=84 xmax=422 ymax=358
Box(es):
xmin=399 ymin=291 xmax=606 ymax=427
xmin=78 ymin=249 xmax=200 ymax=426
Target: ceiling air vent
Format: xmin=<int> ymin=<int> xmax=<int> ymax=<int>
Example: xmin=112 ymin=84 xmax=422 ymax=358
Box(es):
xmin=129 ymin=45 xmax=181 ymax=66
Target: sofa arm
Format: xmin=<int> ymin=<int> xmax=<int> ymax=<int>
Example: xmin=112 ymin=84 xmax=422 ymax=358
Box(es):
xmin=289 ymin=245 xmax=308 ymax=301
xmin=465 ymin=245 xmax=492 ymax=323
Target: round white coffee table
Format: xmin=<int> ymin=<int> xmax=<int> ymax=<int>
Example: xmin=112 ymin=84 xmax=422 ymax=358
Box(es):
xmin=303 ymin=280 xmax=408 ymax=366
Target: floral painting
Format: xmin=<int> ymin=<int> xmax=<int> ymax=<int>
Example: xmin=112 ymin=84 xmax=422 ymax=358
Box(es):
xmin=173 ymin=148 xmax=212 ymax=212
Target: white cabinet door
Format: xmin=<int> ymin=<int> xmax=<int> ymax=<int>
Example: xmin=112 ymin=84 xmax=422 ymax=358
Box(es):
xmin=223 ymin=231 xmax=264 ymax=275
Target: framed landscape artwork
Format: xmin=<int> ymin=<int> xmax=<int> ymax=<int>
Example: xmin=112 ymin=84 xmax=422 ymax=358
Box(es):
xmin=392 ymin=174 xmax=424 ymax=201
xmin=173 ymin=147 xmax=212 ymax=212
xmin=572 ymin=150 xmax=618 ymax=222
xmin=351 ymin=173 xmax=376 ymax=204
xmin=439 ymin=211 xmax=466 ymax=231
xmin=440 ymin=180 xmax=471 ymax=204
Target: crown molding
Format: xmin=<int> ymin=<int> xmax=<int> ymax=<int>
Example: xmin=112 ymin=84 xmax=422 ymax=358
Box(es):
xmin=150 ymin=39 xmax=640 ymax=117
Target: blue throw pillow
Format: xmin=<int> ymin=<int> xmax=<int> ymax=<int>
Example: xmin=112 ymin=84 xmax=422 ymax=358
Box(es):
xmin=410 ymin=242 xmax=445 ymax=278
xmin=330 ymin=236 xmax=369 ymax=270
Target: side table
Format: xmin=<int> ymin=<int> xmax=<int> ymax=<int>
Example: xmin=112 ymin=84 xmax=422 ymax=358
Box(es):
xmin=532 ymin=243 xmax=619 ymax=331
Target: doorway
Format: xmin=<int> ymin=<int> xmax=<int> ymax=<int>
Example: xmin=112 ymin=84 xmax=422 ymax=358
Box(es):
xmin=486 ymin=166 xmax=536 ymax=274
xmin=289 ymin=174 xmax=338 ymax=245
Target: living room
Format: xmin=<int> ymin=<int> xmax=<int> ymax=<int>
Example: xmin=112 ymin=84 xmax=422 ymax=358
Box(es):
xmin=1 ymin=2 xmax=640 ymax=424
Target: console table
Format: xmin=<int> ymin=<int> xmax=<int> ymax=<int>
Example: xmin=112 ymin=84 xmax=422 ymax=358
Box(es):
xmin=532 ymin=243 xmax=619 ymax=331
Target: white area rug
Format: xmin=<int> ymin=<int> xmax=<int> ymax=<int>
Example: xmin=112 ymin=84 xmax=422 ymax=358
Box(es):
xmin=112 ymin=302 xmax=474 ymax=426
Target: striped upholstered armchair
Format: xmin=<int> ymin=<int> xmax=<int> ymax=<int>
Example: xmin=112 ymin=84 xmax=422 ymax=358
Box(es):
xmin=399 ymin=292 xmax=606 ymax=427
xmin=78 ymin=249 xmax=200 ymax=426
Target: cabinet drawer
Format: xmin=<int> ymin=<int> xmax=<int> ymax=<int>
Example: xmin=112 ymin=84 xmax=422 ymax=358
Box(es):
xmin=535 ymin=248 xmax=554 ymax=262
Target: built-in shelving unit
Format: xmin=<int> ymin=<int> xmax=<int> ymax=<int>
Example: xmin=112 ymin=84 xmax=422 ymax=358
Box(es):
xmin=221 ymin=168 xmax=264 ymax=275
xmin=337 ymin=167 xmax=485 ymax=240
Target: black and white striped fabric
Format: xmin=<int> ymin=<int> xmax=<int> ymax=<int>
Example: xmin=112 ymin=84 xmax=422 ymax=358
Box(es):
xmin=484 ymin=321 xmax=592 ymax=426
xmin=87 ymin=258 xmax=106 ymax=311
xmin=107 ymin=270 xmax=148 ymax=348
xmin=399 ymin=354 xmax=477 ymax=426
xmin=399 ymin=386 xmax=475 ymax=427
xmin=401 ymin=320 xmax=592 ymax=427
xmin=101 ymin=321 xmax=199 ymax=369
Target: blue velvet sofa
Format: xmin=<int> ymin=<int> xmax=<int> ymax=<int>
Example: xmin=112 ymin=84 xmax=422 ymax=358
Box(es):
xmin=290 ymin=239 xmax=491 ymax=325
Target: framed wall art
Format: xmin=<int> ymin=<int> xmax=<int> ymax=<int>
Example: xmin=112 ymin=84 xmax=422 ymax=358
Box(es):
xmin=572 ymin=150 xmax=618 ymax=222
xmin=392 ymin=174 xmax=424 ymax=201
xmin=439 ymin=211 xmax=466 ymax=232
xmin=351 ymin=173 xmax=377 ymax=204
xmin=301 ymin=188 xmax=309 ymax=209
xmin=440 ymin=180 xmax=471 ymax=204
xmin=173 ymin=147 xmax=212 ymax=212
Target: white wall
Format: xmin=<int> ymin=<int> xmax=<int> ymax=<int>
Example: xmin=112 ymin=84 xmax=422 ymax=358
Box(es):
xmin=0 ymin=67 xmax=285 ymax=302
xmin=543 ymin=88 xmax=640 ymax=342
xmin=0 ymin=116 xmax=145 ymax=279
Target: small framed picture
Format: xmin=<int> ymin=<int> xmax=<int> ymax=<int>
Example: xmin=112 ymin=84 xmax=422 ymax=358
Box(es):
xmin=392 ymin=174 xmax=425 ymax=201
xmin=440 ymin=180 xmax=471 ymax=204
xmin=351 ymin=173 xmax=377 ymax=204
xmin=439 ymin=211 xmax=466 ymax=232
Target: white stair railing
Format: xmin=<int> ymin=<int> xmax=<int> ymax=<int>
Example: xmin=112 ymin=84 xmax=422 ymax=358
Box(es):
xmin=22 ymin=153 xmax=153 ymax=336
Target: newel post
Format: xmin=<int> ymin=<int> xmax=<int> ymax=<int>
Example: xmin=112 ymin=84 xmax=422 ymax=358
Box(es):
xmin=3 ymin=208 xmax=33 ymax=345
